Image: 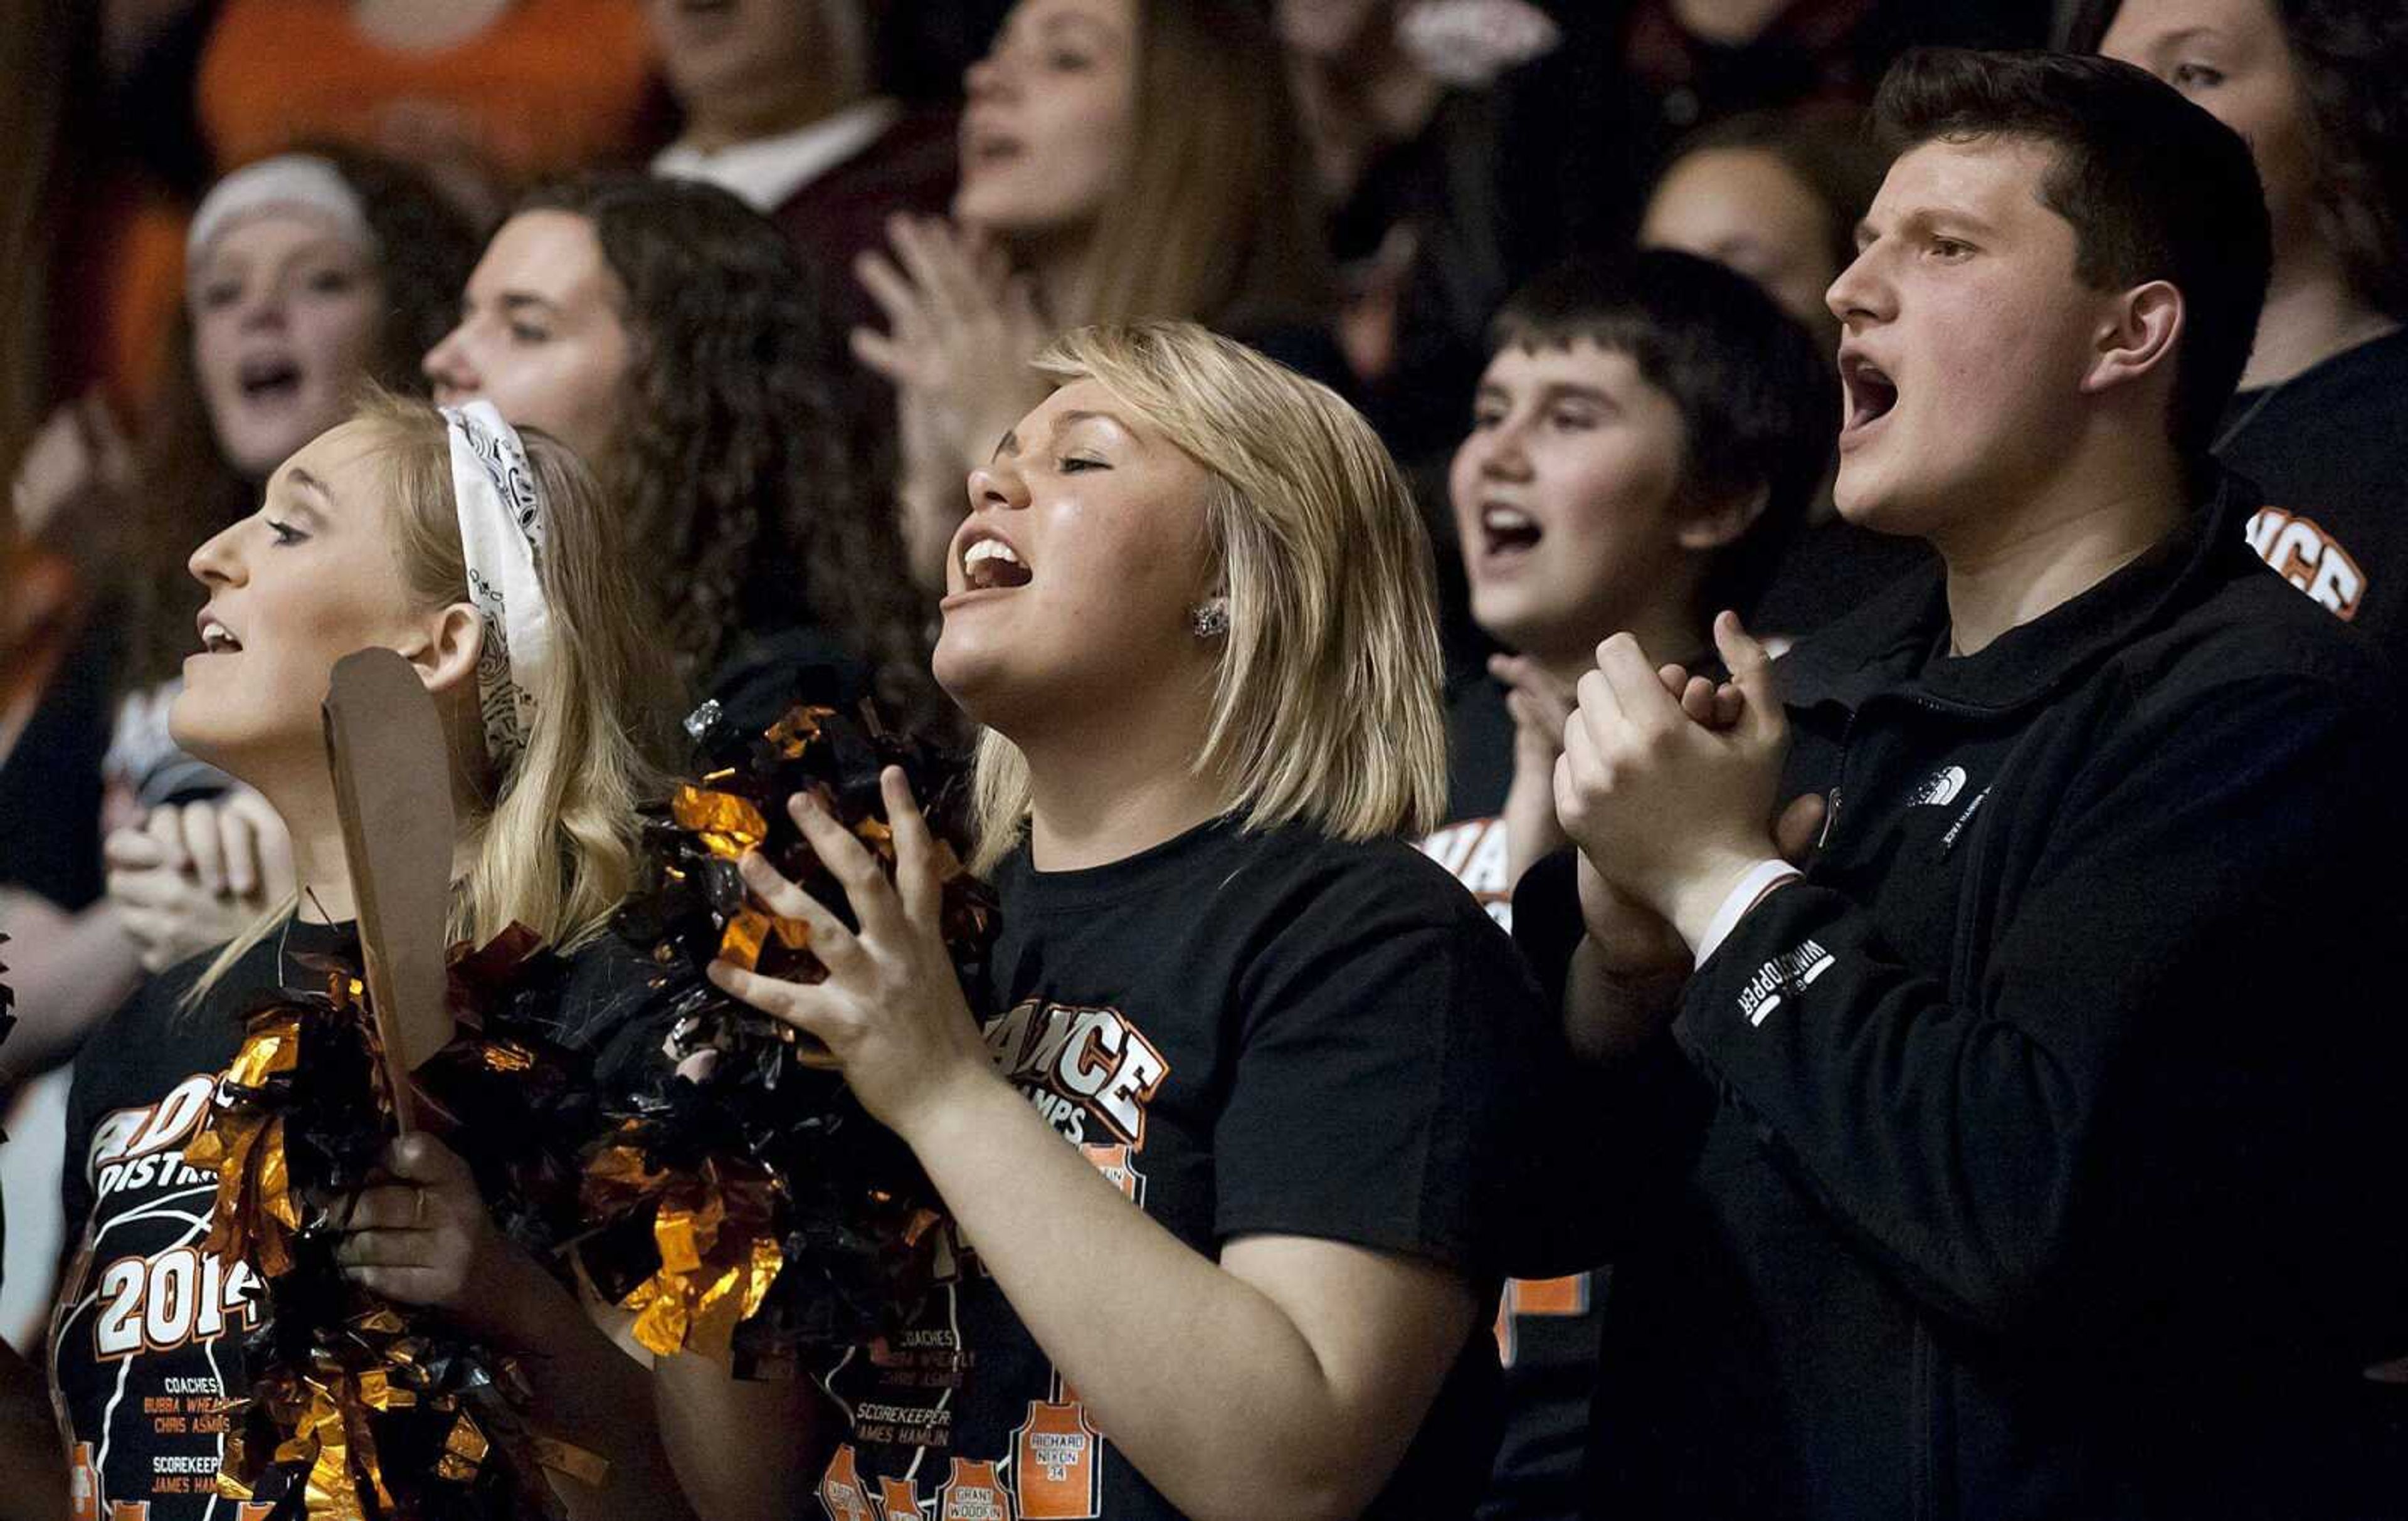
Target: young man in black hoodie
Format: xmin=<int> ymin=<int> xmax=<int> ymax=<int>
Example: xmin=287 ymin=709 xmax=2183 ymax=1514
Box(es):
xmin=1516 ymin=48 xmax=2408 ymax=1518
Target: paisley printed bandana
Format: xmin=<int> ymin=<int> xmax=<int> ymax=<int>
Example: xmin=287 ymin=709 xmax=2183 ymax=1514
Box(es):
xmin=443 ymin=401 xmax=551 ymax=767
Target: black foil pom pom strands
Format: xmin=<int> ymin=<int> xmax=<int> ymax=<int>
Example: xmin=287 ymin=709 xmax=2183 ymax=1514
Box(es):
xmin=584 ymin=694 xmax=996 ymax=1377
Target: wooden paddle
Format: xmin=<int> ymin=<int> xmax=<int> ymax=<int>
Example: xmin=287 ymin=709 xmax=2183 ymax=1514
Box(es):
xmin=322 ymin=648 xmax=458 ymax=1132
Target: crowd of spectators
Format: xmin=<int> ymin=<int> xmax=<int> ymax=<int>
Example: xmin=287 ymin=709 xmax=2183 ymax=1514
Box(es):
xmin=4 ymin=3 xmax=2404 ymax=1518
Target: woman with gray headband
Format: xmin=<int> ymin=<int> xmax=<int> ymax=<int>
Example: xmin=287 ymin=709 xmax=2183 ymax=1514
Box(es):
xmin=50 ymin=392 xmax=709 ymax=1519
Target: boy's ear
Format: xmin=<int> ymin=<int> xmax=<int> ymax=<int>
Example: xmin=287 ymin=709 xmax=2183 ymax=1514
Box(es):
xmin=1675 ymin=482 xmax=1770 ymax=552
xmin=2081 ymin=279 xmax=2184 ymax=398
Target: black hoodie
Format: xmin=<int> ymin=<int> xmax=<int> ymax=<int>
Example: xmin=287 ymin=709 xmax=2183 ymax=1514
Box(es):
xmin=1516 ymin=475 xmax=2408 ymax=1518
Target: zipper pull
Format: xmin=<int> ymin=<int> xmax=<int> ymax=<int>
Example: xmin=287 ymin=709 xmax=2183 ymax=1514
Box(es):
xmin=1817 ymin=787 xmax=1841 ymax=848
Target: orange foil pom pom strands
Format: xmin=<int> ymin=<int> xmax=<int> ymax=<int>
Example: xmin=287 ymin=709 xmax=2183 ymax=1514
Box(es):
xmin=185 ymin=939 xmax=594 ymax=1520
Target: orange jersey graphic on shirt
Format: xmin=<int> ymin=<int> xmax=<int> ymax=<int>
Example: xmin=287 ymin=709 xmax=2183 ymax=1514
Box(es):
xmin=2246 ymin=507 xmax=2367 ymax=620
xmin=939 ymin=1459 xmax=1017 ymax=1520
xmin=820 ymin=1444 xmax=875 ymax=1521
xmin=1078 ymin=1142 xmax=1148 ymax=1208
xmin=1011 ymin=1397 xmax=1103 ymax=1519
xmin=1494 ymin=1272 xmax=1593 ymax=1367
xmin=878 ymin=1475 xmax=923 ymax=1520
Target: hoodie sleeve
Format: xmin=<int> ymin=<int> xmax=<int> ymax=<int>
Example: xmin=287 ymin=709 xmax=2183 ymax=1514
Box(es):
xmin=1672 ymin=670 xmax=2408 ymax=1357
xmin=1499 ymin=850 xmax=1720 ymax=1278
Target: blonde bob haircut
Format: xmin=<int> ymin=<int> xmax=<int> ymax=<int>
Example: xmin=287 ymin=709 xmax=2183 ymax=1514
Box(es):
xmin=970 ymin=322 xmax=1447 ymax=871
xmin=189 ymin=389 xmax=675 ymax=1004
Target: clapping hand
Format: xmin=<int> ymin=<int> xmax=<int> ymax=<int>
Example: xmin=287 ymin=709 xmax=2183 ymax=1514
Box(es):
xmin=1553 ymin=614 xmax=1824 ymax=966
xmin=704 ymin=768 xmax=996 ymax=1147
xmin=852 ymin=216 xmax=1053 ymax=591
xmin=106 ymin=788 xmax=296 ymax=972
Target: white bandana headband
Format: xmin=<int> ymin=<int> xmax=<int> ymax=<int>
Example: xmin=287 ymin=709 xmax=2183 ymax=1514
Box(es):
xmin=443 ymin=401 xmax=551 ymax=767
xmin=187 ymin=154 xmax=377 ymax=266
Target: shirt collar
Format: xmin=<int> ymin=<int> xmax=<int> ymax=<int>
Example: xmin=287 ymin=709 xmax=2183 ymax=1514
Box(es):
xmin=1780 ymin=470 xmax=2266 ymax=715
xmin=652 ymin=97 xmax=903 ymax=214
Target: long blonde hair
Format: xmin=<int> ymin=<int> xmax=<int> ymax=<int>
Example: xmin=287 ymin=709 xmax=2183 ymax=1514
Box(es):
xmin=188 ymin=390 xmax=675 ymax=1004
xmin=970 ymin=323 xmax=1446 ymax=870
xmin=1067 ymin=0 xmax=1331 ymax=332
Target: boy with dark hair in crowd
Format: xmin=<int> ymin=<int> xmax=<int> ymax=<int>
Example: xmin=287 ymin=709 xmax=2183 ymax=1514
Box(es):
xmin=1418 ymin=248 xmax=1833 ymax=1521
xmin=1518 ymin=48 xmax=2408 ymax=1517
xmin=1427 ymin=250 xmax=1832 ymax=925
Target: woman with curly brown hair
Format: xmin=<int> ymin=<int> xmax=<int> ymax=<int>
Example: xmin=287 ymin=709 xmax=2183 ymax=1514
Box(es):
xmin=2081 ymin=0 xmax=2408 ymax=646
xmin=423 ymin=173 xmax=931 ymax=724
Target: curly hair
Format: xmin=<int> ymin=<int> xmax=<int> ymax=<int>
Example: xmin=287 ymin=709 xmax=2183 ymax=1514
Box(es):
xmin=2067 ymin=0 xmax=2408 ymax=318
xmin=121 ymin=144 xmax=482 ymax=690
xmin=510 ymin=174 xmax=931 ymax=719
xmin=2268 ymin=0 xmax=2408 ymax=317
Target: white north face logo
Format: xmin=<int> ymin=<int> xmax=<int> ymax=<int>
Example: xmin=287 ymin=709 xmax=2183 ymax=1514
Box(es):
xmin=1910 ymin=765 xmax=1968 ymax=808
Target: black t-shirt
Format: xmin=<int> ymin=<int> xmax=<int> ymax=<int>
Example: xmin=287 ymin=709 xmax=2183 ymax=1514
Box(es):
xmin=812 ymin=818 xmax=1548 ymax=1520
xmin=2218 ymin=326 xmax=2408 ymax=647
xmin=53 ymin=916 xmax=657 ymax=1518
xmin=1418 ymin=677 xmax=1604 ymax=1521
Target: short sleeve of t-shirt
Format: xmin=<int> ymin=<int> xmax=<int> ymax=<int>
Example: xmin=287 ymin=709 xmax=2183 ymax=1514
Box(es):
xmin=1212 ymin=866 xmax=1540 ymax=1275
